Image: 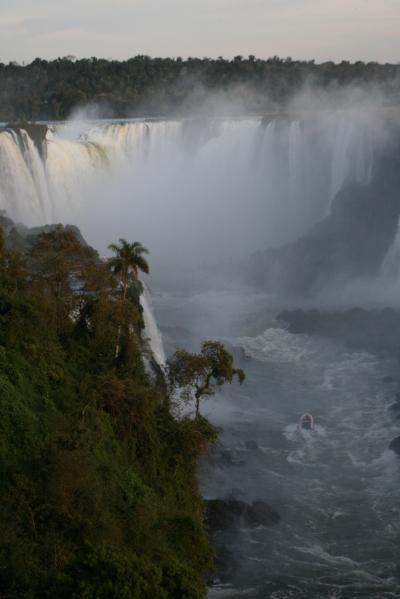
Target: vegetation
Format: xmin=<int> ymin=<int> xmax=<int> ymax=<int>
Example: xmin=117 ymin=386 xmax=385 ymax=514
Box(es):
xmin=108 ymin=239 xmax=149 ymax=300
xmin=168 ymin=341 xmax=245 ymax=418
xmin=0 ymin=55 xmax=399 ymax=121
xmin=0 ymin=220 xmax=245 ymax=598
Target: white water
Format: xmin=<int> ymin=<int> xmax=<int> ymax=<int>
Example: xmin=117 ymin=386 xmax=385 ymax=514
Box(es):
xmin=221 ymin=325 xmax=400 ymax=598
xmin=1 ymin=112 xmax=399 ymax=597
xmin=155 ymin=288 xmax=400 ymax=598
xmin=140 ymin=283 xmax=166 ymax=367
xmin=0 ymin=115 xmax=376 ymax=272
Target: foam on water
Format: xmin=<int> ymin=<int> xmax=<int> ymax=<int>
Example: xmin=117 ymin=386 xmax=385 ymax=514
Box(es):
xmin=237 ymin=328 xmax=322 ymax=364
xmin=198 ymin=321 xmax=400 ymax=598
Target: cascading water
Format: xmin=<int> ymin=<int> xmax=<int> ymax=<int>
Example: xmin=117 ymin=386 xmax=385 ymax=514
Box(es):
xmin=140 ymin=283 xmax=166 ymax=367
xmin=0 ymin=115 xmax=375 ymax=262
xmin=1 ymin=111 xmax=399 ymax=598
xmin=0 ymin=129 xmax=51 ymax=222
xmin=329 ymin=117 xmax=374 ymax=206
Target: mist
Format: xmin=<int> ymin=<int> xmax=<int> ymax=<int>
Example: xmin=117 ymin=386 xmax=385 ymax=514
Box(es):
xmin=27 ymin=85 xmax=398 ymax=295
xmin=2 ymin=79 xmax=400 ymax=598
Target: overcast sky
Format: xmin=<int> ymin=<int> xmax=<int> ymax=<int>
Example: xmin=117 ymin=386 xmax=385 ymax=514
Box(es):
xmin=0 ymin=0 xmax=399 ymax=64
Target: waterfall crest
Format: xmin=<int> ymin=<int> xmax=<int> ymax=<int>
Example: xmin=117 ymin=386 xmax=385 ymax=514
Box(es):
xmin=0 ymin=116 xmax=375 ymax=243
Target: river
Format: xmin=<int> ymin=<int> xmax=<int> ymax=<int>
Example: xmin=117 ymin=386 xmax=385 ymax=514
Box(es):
xmin=154 ymin=286 xmax=400 ymax=599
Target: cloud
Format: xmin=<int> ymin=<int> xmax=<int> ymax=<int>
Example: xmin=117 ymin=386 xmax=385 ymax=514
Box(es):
xmin=0 ymin=0 xmax=399 ymax=63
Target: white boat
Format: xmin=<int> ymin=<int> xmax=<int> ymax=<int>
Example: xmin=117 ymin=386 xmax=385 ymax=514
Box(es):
xmin=299 ymin=413 xmax=314 ymax=430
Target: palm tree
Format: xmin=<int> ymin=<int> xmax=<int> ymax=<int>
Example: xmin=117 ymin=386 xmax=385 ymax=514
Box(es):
xmin=108 ymin=239 xmax=149 ymax=300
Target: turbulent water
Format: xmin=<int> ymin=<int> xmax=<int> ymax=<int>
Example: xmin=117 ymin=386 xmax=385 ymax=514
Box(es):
xmin=155 ymin=289 xmax=400 ymax=599
xmin=1 ymin=113 xmax=400 ymax=596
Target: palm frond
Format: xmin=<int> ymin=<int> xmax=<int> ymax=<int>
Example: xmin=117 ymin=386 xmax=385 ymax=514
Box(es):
xmin=134 ymin=255 xmax=150 ymax=274
xmin=108 ymin=239 xmax=150 ymax=277
xmin=108 ymin=243 xmax=120 ymax=254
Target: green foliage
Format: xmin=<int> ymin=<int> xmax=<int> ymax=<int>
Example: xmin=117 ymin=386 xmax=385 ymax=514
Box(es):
xmin=108 ymin=238 xmax=149 ymax=300
xmin=168 ymin=340 xmax=245 ymax=417
xmin=0 ymin=224 xmax=214 ymax=598
xmin=28 ymin=225 xmax=102 ymax=334
xmin=0 ymin=56 xmax=398 ymax=121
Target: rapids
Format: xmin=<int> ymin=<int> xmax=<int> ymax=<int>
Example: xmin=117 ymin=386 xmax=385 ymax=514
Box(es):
xmin=1 ymin=113 xmax=400 ymax=596
xmin=154 ymin=288 xmax=400 ymax=599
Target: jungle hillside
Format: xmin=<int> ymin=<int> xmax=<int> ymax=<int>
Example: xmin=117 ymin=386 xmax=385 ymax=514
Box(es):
xmin=0 ymin=215 xmax=223 ymax=598
xmin=0 ymin=55 xmax=399 ymax=121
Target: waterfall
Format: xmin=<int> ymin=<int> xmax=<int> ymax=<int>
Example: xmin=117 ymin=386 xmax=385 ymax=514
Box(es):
xmin=380 ymin=225 xmax=400 ymax=279
xmin=328 ymin=116 xmax=374 ymax=210
xmin=140 ymin=284 xmax=166 ymax=367
xmin=0 ymin=116 xmax=376 ymax=233
xmin=0 ymin=114 xmax=382 ymax=276
xmin=0 ymin=129 xmax=50 ymax=222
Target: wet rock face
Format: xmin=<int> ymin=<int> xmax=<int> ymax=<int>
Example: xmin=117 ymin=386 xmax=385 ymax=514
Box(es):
xmin=389 ymin=435 xmax=400 ymax=455
xmin=389 ymin=402 xmax=400 ymax=417
xmin=246 ymin=137 xmax=400 ymax=295
xmin=245 ymin=439 xmax=259 ymax=451
xmin=208 ymin=544 xmax=241 ymax=585
xmin=5 ymin=123 xmax=48 ymax=158
xmin=205 ymin=498 xmax=280 ymax=531
xmin=278 ymin=307 xmax=400 ymax=353
xmin=206 ymin=498 xmax=280 ymax=585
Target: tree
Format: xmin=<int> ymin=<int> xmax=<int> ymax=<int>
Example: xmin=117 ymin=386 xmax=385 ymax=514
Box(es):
xmin=28 ymin=226 xmax=99 ymax=333
xmin=107 ymin=239 xmax=150 ymax=359
xmin=168 ymin=341 xmax=245 ymax=418
xmin=108 ymin=239 xmax=149 ymax=300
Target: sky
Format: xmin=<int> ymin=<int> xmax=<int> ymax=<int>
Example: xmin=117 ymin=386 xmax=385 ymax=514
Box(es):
xmin=0 ymin=0 xmax=399 ymax=64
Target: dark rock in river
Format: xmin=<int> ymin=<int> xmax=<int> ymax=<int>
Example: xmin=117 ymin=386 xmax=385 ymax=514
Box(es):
xmin=278 ymin=307 xmax=400 ymax=353
xmin=208 ymin=545 xmax=241 ymax=585
xmin=214 ymin=449 xmax=244 ymax=468
xmin=205 ymin=498 xmax=280 ymax=531
xmin=389 ymin=436 xmax=400 ymax=455
xmin=245 ymin=440 xmax=259 ymax=451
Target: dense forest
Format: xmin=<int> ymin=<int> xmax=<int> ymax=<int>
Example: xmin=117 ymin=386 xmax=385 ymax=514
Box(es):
xmin=0 ymin=55 xmax=399 ymax=121
xmin=0 ymin=214 xmax=231 ymax=598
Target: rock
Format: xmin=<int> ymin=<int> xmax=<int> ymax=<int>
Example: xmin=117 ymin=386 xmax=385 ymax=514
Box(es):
xmin=389 ymin=436 xmax=400 ymax=455
xmin=5 ymin=123 xmax=48 ymax=157
xmin=216 ymin=449 xmax=244 ymax=467
xmin=0 ymin=211 xmax=90 ymax=254
xmin=205 ymin=498 xmax=280 ymax=531
xmin=245 ymin=139 xmax=400 ymax=295
xmin=245 ymin=440 xmax=259 ymax=451
xmin=207 ymin=545 xmax=241 ymax=585
xmin=277 ymin=307 xmax=400 ymax=353
xmin=248 ymin=500 xmax=281 ymax=527
xmin=205 ymin=498 xmax=280 ymax=585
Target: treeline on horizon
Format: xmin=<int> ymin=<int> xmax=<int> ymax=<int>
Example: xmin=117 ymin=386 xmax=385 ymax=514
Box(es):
xmin=1 ymin=54 xmax=400 ymax=121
